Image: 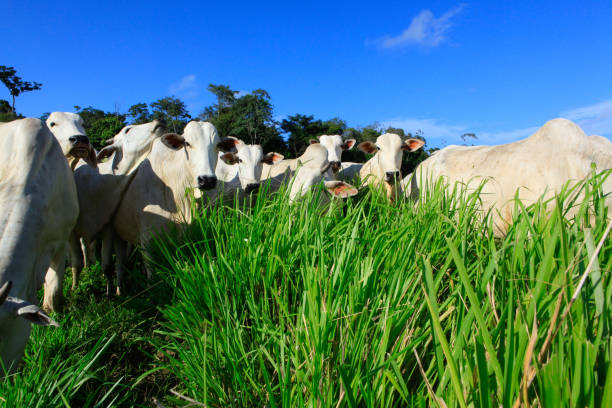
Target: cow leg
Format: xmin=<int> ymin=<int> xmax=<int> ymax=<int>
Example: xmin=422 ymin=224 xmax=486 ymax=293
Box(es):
xmin=100 ymin=226 xmax=115 ymax=298
xmin=81 ymin=237 xmax=97 ymax=268
xmin=69 ymin=234 xmax=84 ymax=291
xmin=43 ymin=245 xmax=66 ymax=313
xmin=114 ymin=238 xmax=128 ymax=296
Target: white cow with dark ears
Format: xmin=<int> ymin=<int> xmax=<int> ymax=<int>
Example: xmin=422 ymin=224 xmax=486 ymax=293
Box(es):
xmin=111 ymin=121 xmax=236 ymax=294
xmin=215 ymin=137 xmax=284 ymax=203
xmin=309 ymin=135 xmax=356 ymax=173
xmin=358 ymin=133 xmax=425 ymax=202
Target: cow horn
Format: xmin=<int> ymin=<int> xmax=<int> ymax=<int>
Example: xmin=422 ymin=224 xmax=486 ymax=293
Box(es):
xmin=0 ymin=281 xmax=12 ymax=306
xmin=105 ymin=137 xmax=115 ymax=145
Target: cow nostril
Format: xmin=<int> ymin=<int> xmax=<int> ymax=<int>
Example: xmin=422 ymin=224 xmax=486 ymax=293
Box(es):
xmin=69 ymin=136 xmax=77 ymax=143
xmin=385 ymin=171 xmax=401 ymax=183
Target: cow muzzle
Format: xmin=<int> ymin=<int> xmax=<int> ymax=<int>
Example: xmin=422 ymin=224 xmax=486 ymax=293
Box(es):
xmin=245 ymin=183 xmax=260 ymax=194
xmin=330 ymin=161 xmax=341 ymax=173
xmin=197 ymin=175 xmax=217 ymax=190
xmin=385 ymin=171 xmax=401 ymax=184
xmin=68 ymin=135 xmax=91 ymax=158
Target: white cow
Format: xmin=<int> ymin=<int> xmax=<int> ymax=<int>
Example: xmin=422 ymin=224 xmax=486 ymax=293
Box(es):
xmin=358 ymin=133 xmax=425 ymax=201
xmin=111 ymin=121 xmax=236 ymax=294
xmin=46 ymin=112 xmax=97 ymax=169
xmin=69 ymin=120 xmax=166 ymax=295
xmin=269 ymin=143 xmax=359 ymax=202
xmin=336 ymin=162 xmax=364 ymax=181
xmin=214 ymin=137 xmax=284 ymax=204
xmin=263 ymin=134 xmax=356 ymax=179
xmin=402 ymin=118 xmax=612 ymax=234
xmin=0 ymin=118 xmax=76 ymax=371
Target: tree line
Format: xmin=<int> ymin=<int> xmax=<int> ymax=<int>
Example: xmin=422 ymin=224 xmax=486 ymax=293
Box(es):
xmin=1 ymin=66 xmax=459 ymax=174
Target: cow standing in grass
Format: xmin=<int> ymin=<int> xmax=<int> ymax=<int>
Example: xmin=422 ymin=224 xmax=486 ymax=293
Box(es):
xmin=357 ymin=133 xmax=425 ymax=201
xmin=263 ymin=134 xmax=356 ymax=179
xmin=214 ymin=137 xmax=284 ymax=205
xmin=402 ymin=118 xmax=612 ymax=234
xmin=111 ymin=121 xmax=236 ymax=294
xmin=69 ymin=121 xmax=166 ymax=296
xmin=0 ymin=119 xmax=74 ymax=372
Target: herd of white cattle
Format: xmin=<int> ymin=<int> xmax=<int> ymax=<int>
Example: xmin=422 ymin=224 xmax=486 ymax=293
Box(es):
xmin=0 ymin=113 xmax=610 ymax=373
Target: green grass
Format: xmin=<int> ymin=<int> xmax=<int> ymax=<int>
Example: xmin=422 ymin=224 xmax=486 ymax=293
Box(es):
xmin=1 ymin=172 xmax=611 ymax=407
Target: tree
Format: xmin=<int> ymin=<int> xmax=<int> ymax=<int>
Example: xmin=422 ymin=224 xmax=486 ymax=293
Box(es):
xmin=280 ymin=115 xmax=348 ymax=157
xmin=73 ymin=106 xmax=126 ymax=149
xmin=150 ymin=96 xmax=191 ymax=133
xmin=206 ymin=84 xmax=237 ymax=119
xmin=127 ymin=103 xmax=152 ymax=125
xmin=200 ymin=86 xmax=287 ymax=155
xmin=0 ymin=99 xmax=18 ymax=122
xmin=0 ymin=66 xmax=42 ymax=113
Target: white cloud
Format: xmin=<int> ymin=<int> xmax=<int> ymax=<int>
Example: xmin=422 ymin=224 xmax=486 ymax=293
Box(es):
xmin=561 ymin=99 xmax=612 ymax=137
xmin=374 ymin=4 xmax=465 ymax=49
xmin=169 ymin=74 xmax=198 ymax=99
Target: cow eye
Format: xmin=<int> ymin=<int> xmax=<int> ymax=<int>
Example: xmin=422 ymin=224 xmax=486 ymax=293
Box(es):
xmin=49 ymin=122 xmax=56 ymax=127
xmin=238 ymin=158 xmax=243 ymax=163
xmin=375 ymin=145 xmax=381 ymax=150
xmin=185 ymin=142 xmax=191 ymax=147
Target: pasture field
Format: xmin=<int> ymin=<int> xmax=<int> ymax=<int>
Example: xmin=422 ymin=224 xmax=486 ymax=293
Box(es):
xmin=1 ymin=175 xmax=611 ymax=407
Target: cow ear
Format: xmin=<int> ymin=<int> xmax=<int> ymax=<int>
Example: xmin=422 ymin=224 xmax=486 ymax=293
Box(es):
xmin=402 ymin=138 xmax=425 ymax=152
xmin=17 ymin=304 xmax=59 ymax=327
xmin=161 ymin=133 xmax=186 ymax=150
xmin=217 ymin=136 xmax=240 ymax=153
xmin=262 ymin=152 xmax=284 ymax=165
xmin=324 ymin=181 xmax=358 ymax=198
xmin=357 ymin=141 xmax=378 ymax=154
xmin=220 ymin=152 xmax=239 ymax=165
xmin=96 ymin=145 xmax=116 ymax=162
xmin=309 ymin=139 xmax=319 ymax=145
xmin=83 ymin=145 xmax=97 ymax=168
xmin=0 ymin=281 xmax=12 ymax=306
xmin=342 ymin=139 xmax=356 ymax=150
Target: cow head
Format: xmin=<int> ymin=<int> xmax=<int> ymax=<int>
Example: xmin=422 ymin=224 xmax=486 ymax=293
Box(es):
xmin=289 ymin=144 xmax=358 ymax=202
xmin=159 ymin=121 xmax=238 ymax=191
xmin=96 ymin=120 xmax=166 ymax=174
xmin=220 ymin=138 xmax=284 ymax=194
xmin=46 ymin=112 xmax=96 ymax=169
xmin=358 ymin=133 xmax=424 ymax=185
xmin=309 ymin=135 xmax=356 ymax=173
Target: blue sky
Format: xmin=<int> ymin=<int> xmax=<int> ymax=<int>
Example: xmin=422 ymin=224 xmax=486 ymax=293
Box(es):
xmin=3 ymin=0 xmax=612 ymax=147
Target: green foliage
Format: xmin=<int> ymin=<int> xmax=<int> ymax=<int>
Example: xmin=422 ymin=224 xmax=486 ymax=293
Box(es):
xmin=144 ymin=171 xmax=612 ymax=407
xmin=87 ymin=116 xmax=126 ymax=149
xmin=200 ymin=85 xmax=285 ymax=154
xmin=280 ymin=114 xmax=348 ymax=157
xmin=150 ymin=96 xmax=191 ymax=134
xmin=126 ymin=103 xmax=153 ymax=125
xmin=0 ymin=99 xmax=19 ymax=122
xmin=73 ymin=106 xmax=127 ymax=149
xmin=0 ymin=66 xmax=42 ymax=113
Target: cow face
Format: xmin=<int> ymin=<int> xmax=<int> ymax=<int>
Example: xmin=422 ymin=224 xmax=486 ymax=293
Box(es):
xmin=46 ymin=112 xmax=96 ymax=168
xmin=310 ymin=135 xmax=356 ymax=173
xmin=289 ymin=162 xmax=359 ymax=202
xmin=96 ymin=120 xmax=166 ymax=173
xmin=358 ymin=133 xmax=424 ymax=185
xmin=159 ymin=121 xmax=238 ymax=191
xmin=0 ymin=281 xmax=59 ymax=373
xmin=220 ymin=140 xmax=283 ymax=193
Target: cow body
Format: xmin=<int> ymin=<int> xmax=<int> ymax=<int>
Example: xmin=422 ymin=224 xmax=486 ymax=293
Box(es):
xmin=0 ymin=119 xmax=77 ymax=371
xmin=69 ymin=121 xmax=166 ymax=295
xmin=403 ymin=118 xmax=612 ymax=234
